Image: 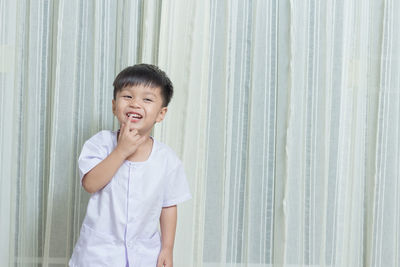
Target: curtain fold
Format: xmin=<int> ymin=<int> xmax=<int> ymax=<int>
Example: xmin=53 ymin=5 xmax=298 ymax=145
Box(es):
xmin=1 ymin=0 xmax=399 ymax=266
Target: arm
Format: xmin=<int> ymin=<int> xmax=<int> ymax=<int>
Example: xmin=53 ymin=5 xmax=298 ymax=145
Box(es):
xmin=157 ymin=205 xmax=177 ymax=267
xmin=82 ymin=118 xmax=146 ymax=193
xmin=82 ymin=149 xmax=126 ymax=193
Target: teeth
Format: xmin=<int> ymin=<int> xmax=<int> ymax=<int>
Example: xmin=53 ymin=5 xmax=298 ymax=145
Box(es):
xmin=128 ymin=113 xmax=141 ymax=118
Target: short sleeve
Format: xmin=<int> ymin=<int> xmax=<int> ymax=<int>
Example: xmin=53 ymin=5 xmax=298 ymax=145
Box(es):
xmin=163 ymin=162 xmax=192 ymax=207
xmin=78 ymin=140 xmax=107 ymax=185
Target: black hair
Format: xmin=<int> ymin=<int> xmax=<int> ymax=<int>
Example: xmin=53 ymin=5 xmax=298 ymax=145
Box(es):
xmin=113 ymin=64 xmax=173 ymax=107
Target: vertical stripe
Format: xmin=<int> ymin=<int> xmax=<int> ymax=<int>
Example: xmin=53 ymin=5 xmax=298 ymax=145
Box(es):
xmin=203 ymin=0 xmax=223 ymax=263
xmin=42 ymin=0 xmax=64 ymax=262
xmin=1 ymin=0 xmax=400 ymax=266
xmin=373 ymin=0 xmax=390 ymax=265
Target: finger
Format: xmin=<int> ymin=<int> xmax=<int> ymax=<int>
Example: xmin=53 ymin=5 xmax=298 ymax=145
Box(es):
xmin=156 ymin=258 xmax=163 ymax=267
xmin=124 ymin=115 xmax=131 ymax=133
xmin=119 ymin=122 xmax=127 ymax=137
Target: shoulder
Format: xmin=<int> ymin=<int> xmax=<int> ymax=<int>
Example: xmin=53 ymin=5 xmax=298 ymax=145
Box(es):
xmin=81 ymin=130 xmax=116 ymax=154
xmin=153 ymin=139 xmax=182 ymax=169
xmin=85 ymin=130 xmax=115 ymax=145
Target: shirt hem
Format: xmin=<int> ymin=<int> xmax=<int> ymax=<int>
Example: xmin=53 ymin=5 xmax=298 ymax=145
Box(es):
xmin=162 ymin=193 xmax=192 ymax=207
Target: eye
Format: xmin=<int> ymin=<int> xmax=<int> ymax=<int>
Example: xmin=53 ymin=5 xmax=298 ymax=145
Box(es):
xmin=123 ymin=95 xmax=132 ymax=99
xmin=144 ymin=98 xmax=153 ymax=102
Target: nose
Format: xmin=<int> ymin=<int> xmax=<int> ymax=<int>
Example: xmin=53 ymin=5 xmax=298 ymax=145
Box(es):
xmin=129 ymin=97 xmax=140 ymax=107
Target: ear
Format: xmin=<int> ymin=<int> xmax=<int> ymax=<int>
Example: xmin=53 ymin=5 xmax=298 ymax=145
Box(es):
xmin=156 ymin=107 xmax=168 ymax=123
xmin=112 ymin=99 xmax=116 ymax=115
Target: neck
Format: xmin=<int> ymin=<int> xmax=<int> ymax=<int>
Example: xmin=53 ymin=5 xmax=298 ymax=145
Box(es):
xmin=126 ymin=135 xmax=153 ymax=162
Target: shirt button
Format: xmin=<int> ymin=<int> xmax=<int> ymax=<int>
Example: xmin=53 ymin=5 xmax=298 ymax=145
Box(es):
xmin=127 ymin=241 xmax=133 ymax=248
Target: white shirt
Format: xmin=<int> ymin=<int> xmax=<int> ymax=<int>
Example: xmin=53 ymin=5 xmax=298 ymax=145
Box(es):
xmin=69 ymin=130 xmax=192 ymax=267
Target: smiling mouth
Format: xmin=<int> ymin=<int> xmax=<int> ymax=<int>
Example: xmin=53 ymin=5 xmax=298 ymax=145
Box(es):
xmin=127 ymin=113 xmax=143 ymax=119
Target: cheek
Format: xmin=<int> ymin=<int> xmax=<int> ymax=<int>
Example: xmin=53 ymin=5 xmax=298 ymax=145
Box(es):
xmin=114 ymin=106 xmax=125 ymax=118
xmin=116 ymin=103 xmax=125 ymax=112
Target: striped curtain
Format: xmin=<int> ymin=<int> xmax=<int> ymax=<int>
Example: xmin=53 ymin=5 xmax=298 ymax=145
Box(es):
xmin=1 ymin=0 xmax=399 ymax=266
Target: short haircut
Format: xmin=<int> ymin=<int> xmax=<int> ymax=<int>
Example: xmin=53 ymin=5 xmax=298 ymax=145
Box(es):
xmin=113 ymin=64 xmax=173 ymax=107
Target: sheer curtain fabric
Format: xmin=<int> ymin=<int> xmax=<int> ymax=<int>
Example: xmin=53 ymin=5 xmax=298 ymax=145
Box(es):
xmin=0 ymin=0 xmax=399 ymax=266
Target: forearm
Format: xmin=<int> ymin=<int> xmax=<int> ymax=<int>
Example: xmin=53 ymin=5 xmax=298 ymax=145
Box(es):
xmin=160 ymin=205 xmax=177 ymax=250
xmin=82 ymin=149 xmax=126 ymax=193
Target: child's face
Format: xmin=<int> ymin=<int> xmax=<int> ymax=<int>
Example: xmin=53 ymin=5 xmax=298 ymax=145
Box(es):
xmin=112 ymin=85 xmax=167 ymax=136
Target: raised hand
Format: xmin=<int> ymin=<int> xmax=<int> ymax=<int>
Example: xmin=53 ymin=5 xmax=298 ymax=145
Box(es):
xmin=115 ymin=115 xmax=147 ymax=159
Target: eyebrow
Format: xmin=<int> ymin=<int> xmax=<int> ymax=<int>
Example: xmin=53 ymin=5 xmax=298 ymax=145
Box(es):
xmin=144 ymin=92 xmax=157 ymax=97
xmin=120 ymin=89 xmax=132 ymax=94
xmin=120 ymin=90 xmax=158 ymax=98
xmin=141 ymin=88 xmax=159 ymax=97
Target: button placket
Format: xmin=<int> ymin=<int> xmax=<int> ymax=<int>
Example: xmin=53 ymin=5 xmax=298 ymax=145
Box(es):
xmin=129 ymin=164 xmax=138 ymax=199
xmin=125 ymin=163 xmax=133 ymax=249
xmin=126 ymin=163 xmax=137 ymax=249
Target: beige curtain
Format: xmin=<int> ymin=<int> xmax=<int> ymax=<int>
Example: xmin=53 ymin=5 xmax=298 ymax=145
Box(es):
xmin=1 ymin=0 xmax=399 ymax=266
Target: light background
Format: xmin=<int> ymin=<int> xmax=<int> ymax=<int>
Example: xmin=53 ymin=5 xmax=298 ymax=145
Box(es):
xmin=0 ymin=0 xmax=399 ymax=266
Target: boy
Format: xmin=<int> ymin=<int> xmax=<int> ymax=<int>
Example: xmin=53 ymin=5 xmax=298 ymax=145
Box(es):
xmin=69 ymin=64 xmax=192 ymax=267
